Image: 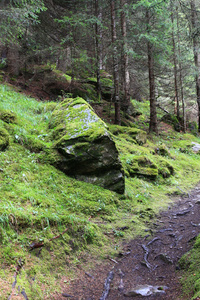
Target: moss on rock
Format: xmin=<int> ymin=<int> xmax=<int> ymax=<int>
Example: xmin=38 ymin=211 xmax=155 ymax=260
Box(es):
xmin=125 ymin=155 xmax=158 ymax=179
xmin=155 ymin=143 xmax=171 ymax=157
xmin=0 ymin=109 xmax=17 ymax=124
xmin=155 ymin=157 xmax=174 ymax=178
xmin=109 ymin=125 xmax=147 ymax=145
xmin=0 ymin=127 xmax=9 ymax=150
xmin=48 ymin=97 xmax=125 ymax=193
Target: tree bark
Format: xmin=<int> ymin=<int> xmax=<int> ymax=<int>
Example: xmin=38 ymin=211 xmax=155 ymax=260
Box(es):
xmin=170 ymin=1 xmax=180 ymax=120
xmin=146 ymin=9 xmax=158 ymax=134
xmin=190 ymin=0 xmax=200 ymax=132
xmin=7 ymin=44 xmax=20 ymax=76
xmin=111 ymin=0 xmax=121 ymax=125
xmin=177 ymin=5 xmax=186 ymax=132
xmin=120 ymin=0 xmax=130 ymax=112
xmin=95 ymin=0 xmax=102 ymax=100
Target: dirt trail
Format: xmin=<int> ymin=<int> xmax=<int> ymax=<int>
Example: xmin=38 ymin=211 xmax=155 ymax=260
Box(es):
xmin=56 ymin=185 xmax=200 ymax=300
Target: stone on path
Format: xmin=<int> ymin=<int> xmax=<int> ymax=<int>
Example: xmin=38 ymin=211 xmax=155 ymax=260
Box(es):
xmin=124 ymin=284 xmax=167 ymax=297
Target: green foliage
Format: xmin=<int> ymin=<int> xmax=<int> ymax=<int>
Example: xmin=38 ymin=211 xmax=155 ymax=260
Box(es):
xmin=0 ymin=0 xmax=46 ymax=43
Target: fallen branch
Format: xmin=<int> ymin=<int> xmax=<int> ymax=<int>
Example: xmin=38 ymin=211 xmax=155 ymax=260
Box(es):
xmin=29 ymin=228 xmax=68 ymax=251
xmin=100 ymin=271 xmax=114 ymax=300
xmin=156 ymin=104 xmax=169 ymax=114
xmin=85 ymin=272 xmax=94 ymax=279
xmin=109 ymin=258 xmax=118 ymax=264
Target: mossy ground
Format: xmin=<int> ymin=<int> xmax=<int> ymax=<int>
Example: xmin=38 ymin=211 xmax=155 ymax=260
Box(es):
xmin=1 ymin=84 xmax=200 ymax=298
xmin=179 ymin=235 xmax=200 ymax=299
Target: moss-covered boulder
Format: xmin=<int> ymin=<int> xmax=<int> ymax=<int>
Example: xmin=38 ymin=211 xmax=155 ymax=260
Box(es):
xmin=49 ymin=97 xmax=125 ymax=194
xmin=125 ymin=155 xmax=158 ymax=179
xmin=155 ymin=143 xmax=171 ymax=157
xmin=0 ymin=128 xmax=9 ymax=150
xmin=109 ymin=125 xmax=147 ymax=145
xmin=0 ymin=109 xmax=17 ymax=124
xmin=155 ymin=157 xmax=174 ymax=178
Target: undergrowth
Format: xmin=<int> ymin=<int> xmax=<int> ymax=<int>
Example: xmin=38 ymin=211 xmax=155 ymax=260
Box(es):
xmin=0 ymin=84 xmax=200 ymax=298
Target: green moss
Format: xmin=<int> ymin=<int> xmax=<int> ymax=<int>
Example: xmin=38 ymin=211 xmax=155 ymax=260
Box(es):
xmin=109 ymin=125 xmax=147 ymax=145
xmin=154 ymin=156 xmax=174 ymax=178
xmin=0 ymin=127 xmax=9 ymax=150
xmin=155 ymin=143 xmax=171 ymax=157
xmin=49 ymin=97 xmax=108 ymax=146
xmin=14 ymin=132 xmax=49 ymax=153
xmin=0 ymin=109 xmax=17 ymax=124
xmin=179 ymin=235 xmax=200 ymax=299
xmin=53 ymin=69 xmax=72 ymax=82
xmin=124 ymin=155 xmax=158 ymax=178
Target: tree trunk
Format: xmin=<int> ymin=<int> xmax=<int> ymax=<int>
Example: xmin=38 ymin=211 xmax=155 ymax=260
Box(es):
xmin=111 ymin=0 xmax=121 ymax=125
xmin=190 ymin=0 xmax=200 ymax=132
xmin=177 ymin=6 xmax=186 ymax=132
xmin=120 ymin=0 xmax=130 ymax=112
xmin=7 ymin=44 xmax=20 ymax=76
xmin=146 ymin=10 xmax=158 ymax=134
xmin=170 ymin=1 xmax=180 ymax=120
xmin=95 ymin=0 xmax=102 ymax=100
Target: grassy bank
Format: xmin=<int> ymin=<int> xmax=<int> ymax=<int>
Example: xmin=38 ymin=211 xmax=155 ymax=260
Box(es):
xmin=0 ymin=84 xmax=200 ymax=299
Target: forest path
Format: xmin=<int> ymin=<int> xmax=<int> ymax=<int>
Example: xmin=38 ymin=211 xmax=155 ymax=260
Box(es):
xmin=56 ymin=184 xmax=200 ymax=300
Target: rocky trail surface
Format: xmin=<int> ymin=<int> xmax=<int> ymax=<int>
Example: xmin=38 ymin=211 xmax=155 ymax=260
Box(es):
xmin=57 ymin=185 xmax=200 ymax=300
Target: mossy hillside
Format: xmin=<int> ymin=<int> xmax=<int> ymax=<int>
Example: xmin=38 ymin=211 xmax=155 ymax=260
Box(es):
xmin=0 ymin=84 xmax=54 ymax=153
xmin=179 ymin=235 xmax=200 ymax=299
xmin=1 ymin=84 xmax=200 ymax=298
xmin=0 ymin=142 xmax=120 ymax=299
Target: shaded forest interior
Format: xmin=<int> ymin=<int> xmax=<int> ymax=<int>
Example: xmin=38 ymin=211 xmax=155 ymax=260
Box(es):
xmin=0 ymin=0 xmax=200 ymax=134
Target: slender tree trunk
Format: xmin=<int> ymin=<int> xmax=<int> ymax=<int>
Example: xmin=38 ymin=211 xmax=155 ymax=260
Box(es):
xmin=170 ymin=1 xmax=179 ymax=120
xmin=146 ymin=10 xmax=158 ymax=134
xmin=99 ymin=6 xmax=103 ymax=70
xmin=120 ymin=0 xmax=130 ymax=112
xmin=190 ymin=0 xmax=200 ymax=132
xmin=7 ymin=44 xmax=20 ymax=76
xmin=95 ymin=0 xmax=102 ymax=100
xmin=177 ymin=6 xmax=186 ymax=132
xmin=111 ymin=0 xmax=121 ymax=125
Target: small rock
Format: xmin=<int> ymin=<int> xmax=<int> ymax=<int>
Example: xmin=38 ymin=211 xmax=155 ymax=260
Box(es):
xmin=195 ymin=200 xmax=200 ymax=205
xmin=124 ymin=284 xmax=167 ymax=297
xmin=156 ymin=253 xmax=173 ymax=264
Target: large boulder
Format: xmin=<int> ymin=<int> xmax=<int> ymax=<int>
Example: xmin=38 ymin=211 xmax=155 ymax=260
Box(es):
xmin=49 ymin=97 xmax=125 ymax=194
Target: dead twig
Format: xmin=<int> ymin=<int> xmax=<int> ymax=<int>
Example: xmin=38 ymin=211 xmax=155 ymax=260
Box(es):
xmin=29 ymin=228 xmax=68 ymax=250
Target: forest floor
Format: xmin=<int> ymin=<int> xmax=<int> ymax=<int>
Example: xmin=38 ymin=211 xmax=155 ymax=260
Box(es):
xmin=53 ymin=184 xmax=200 ymax=300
